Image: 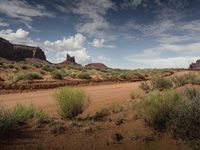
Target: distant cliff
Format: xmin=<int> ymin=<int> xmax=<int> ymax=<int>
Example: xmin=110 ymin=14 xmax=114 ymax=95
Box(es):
xmin=189 ymin=59 xmax=200 ymax=69
xmin=60 ymin=54 xmax=81 ymax=67
xmin=85 ymin=63 xmax=108 ymax=69
xmin=0 ymin=37 xmax=46 ymax=61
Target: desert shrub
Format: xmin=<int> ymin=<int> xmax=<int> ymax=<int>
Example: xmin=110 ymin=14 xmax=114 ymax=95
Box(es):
xmin=0 ymin=104 xmax=47 ymax=137
xmin=8 ymin=64 xmax=15 ymax=68
xmin=33 ymin=63 xmax=42 ymax=68
xmin=171 ymin=73 xmax=200 ymax=87
xmin=171 ymin=75 xmax=189 ymax=87
xmin=42 ymin=65 xmax=54 ymax=72
xmin=0 ymin=107 xmax=11 ymax=137
xmin=134 ymin=72 xmax=147 ymax=80
xmin=51 ymin=70 xmax=65 ymax=80
xmin=119 ymin=71 xmax=134 ymax=80
xmin=34 ymin=111 xmax=49 ymax=126
xmin=135 ymin=88 xmax=200 ymax=149
xmin=151 ymin=76 xmax=173 ymax=90
xmin=12 ymin=72 xmax=43 ymax=83
xmin=172 ymin=73 xmax=199 ymax=87
xmin=40 ymin=70 xmax=46 ymax=75
xmin=171 ymin=88 xmax=200 ymax=149
xmin=70 ymin=72 xmax=78 ymax=78
xmin=112 ymin=105 xmax=124 ymax=114
xmin=49 ymin=121 xmax=65 ymax=134
xmin=20 ymin=64 xmax=29 ymax=70
xmin=77 ymin=72 xmax=91 ymax=79
xmin=190 ymin=74 xmax=200 ymax=85
xmin=130 ymin=90 xmax=144 ymax=100
xmin=55 ymin=87 xmax=89 ymax=118
xmin=140 ymin=82 xmax=152 ymax=93
xmin=92 ymin=108 xmax=110 ymax=121
xmin=135 ymin=90 xmax=181 ymax=130
xmin=11 ymin=104 xmax=35 ymax=124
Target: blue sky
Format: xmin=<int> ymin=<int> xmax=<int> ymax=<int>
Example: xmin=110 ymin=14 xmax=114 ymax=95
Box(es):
xmin=0 ymin=0 xmax=200 ymax=69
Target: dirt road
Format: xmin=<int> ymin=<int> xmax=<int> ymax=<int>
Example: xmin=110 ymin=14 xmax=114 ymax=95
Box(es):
xmin=0 ymin=70 xmax=194 ymax=116
xmin=0 ymin=82 xmax=140 ymax=115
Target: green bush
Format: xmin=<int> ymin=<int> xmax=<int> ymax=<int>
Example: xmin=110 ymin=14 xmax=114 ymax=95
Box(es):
xmin=190 ymin=74 xmax=200 ymax=85
xmin=171 ymin=75 xmax=189 ymax=87
xmin=42 ymin=65 xmax=54 ymax=72
xmin=151 ymin=76 xmax=173 ymax=90
xmin=171 ymin=88 xmax=200 ymax=148
xmin=92 ymin=108 xmax=110 ymax=121
xmin=51 ymin=70 xmax=65 ymax=79
xmin=135 ymin=90 xmax=181 ymax=130
xmin=134 ymin=72 xmax=147 ymax=80
xmin=0 ymin=107 xmax=11 ymax=137
xmin=12 ymin=72 xmax=43 ymax=83
xmin=119 ymin=71 xmax=134 ymax=80
xmin=77 ymin=72 xmax=91 ymax=79
xmin=171 ymin=73 xmax=200 ymax=87
xmin=0 ymin=104 xmax=47 ymax=137
xmin=55 ymin=87 xmax=89 ymax=118
xmin=135 ymin=88 xmax=200 ymax=149
xmin=11 ymin=104 xmax=35 ymax=123
xmin=34 ymin=111 xmax=49 ymax=126
xmin=20 ymin=64 xmax=29 ymax=70
xmin=140 ymin=82 xmax=152 ymax=93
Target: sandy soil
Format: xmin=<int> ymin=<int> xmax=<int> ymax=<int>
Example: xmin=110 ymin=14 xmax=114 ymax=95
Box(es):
xmin=0 ymin=82 xmax=140 ymax=116
xmin=0 ymin=70 xmax=193 ymax=150
xmin=0 ymin=70 xmax=193 ymax=116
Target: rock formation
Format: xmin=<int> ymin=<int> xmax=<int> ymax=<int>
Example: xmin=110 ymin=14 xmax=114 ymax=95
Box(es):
xmin=85 ymin=63 xmax=108 ymax=69
xmin=60 ymin=54 xmax=81 ymax=66
xmin=189 ymin=59 xmax=200 ymax=69
xmin=0 ymin=37 xmax=46 ymax=61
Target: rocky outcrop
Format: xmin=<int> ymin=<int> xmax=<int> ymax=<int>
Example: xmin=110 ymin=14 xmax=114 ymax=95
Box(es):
xmin=85 ymin=63 xmax=108 ymax=69
xmin=189 ymin=59 xmax=200 ymax=69
xmin=60 ymin=54 xmax=81 ymax=66
xmin=0 ymin=37 xmax=46 ymax=61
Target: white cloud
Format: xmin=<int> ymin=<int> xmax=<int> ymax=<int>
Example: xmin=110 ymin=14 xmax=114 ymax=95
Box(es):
xmin=72 ymin=0 xmax=115 ymax=37
xmin=147 ymin=43 xmax=200 ymax=53
xmin=0 ymin=0 xmax=53 ymax=22
xmin=120 ymin=0 xmax=144 ymax=9
xmin=44 ymin=33 xmax=91 ymax=64
xmin=180 ymin=20 xmax=200 ymax=33
xmin=126 ymin=42 xmax=200 ymax=68
xmin=55 ymin=49 xmax=91 ymax=64
xmin=0 ymin=28 xmax=36 ymax=45
xmin=91 ymin=38 xmax=115 ymax=48
xmin=44 ymin=33 xmax=86 ymax=52
xmin=127 ymin=56 xmax=198 ymax=68
xmin=92 ymin=38 xmax=105 ymax=48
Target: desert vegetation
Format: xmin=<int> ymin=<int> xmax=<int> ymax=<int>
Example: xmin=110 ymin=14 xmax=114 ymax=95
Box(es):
xmin=51 ymin=69 xmax=66 ymax=79
xmin=0 ymin=104 xmax=48 ymax=137
xmin=0 ymin=59 xmax=178 ymax=91
xmin=11 ymin=72 xmax=43 ymax=83
xmin=1 ymin=71 xmax=198 ymax=150
xmin=55 ymin=87 xmax=89 ymax=118
xmin=133 ymin=76 xmax=200 ymax=149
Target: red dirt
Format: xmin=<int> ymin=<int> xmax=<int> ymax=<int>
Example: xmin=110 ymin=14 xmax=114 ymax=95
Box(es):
xmin=0 ymin=70 xmax=194 ymax=150
xmin=0 ymin=82 xmax=140 ymax=116
xmin=0 ymin=70 xmax=194 ymax=116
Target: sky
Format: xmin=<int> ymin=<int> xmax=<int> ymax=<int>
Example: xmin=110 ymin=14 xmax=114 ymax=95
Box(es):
xmin=0 ymin=0 xmax=200 ymax=69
